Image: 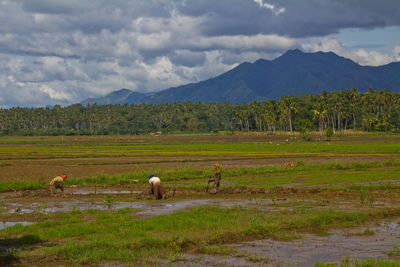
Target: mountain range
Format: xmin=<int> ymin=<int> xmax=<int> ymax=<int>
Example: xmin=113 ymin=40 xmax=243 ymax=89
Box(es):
xmin=81 ymin=49 xmax=400 ymax=105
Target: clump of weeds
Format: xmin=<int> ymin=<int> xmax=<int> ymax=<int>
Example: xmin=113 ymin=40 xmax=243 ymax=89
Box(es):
xmin=0 ymin=196 xmax=5 ymax=214
xmin=359 ymin=189 xmax=375 ymax=206
xmin=19 ymin=234 xmax=41 ymax=245
xmin=37 ymin=203 xmax=48 ymax=213
xmin=104 ymin=194 xmax=115 ymax=209
xmin=359 ymin=189 xmax=368 ymax=204
xmin=200 ymin=244 xmax=233 ymax=255
xmin=295 ymin=160 xmax=305 ymax=167
xmin=247 ymin=254 xmax=268 ymax=263
xmin=363 ymin=228 xmax=374 ymax=235
xmin=388 ymin=245 xmax=400 ymax=258
xmin=235 ymin=250 xmax=268 ymax=263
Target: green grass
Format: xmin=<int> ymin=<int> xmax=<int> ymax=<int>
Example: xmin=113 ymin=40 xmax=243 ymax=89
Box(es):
xmin=2 ymin=206 xmax=400 ymax=265
xmin=0 ymin=180 xmax=46 ymax=192
xmin=2 ymin=160 xmax=400 ymax=192
xmin=315 ymin=258 xmax=400 ymax=266
xmin=1 ymin=134 xmax=400 ymax=160
xmin=1 ymin=134 xmax=400 ymax=265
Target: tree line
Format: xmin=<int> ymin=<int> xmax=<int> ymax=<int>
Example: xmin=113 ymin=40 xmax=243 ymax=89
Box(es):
xmin=1 ymin=88 xmax=400 ymax=136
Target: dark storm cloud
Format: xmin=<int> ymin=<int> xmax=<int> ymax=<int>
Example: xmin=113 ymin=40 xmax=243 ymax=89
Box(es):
xmin=276 ymin=0 xmax=400 ymax=37
xmin=6 ymin=0 xmax=400 ymax=38
xmin=0 ymin=0 xmax=399 ymax=107
xmin=175 ymin=0 xmax=400 ymax=38
xmin=18 ymin=0 xmax=88 ymax=14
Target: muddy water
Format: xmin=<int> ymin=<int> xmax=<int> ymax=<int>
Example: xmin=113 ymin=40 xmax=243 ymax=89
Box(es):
xmin=2 ymin=198 xmax=267 ymax=217
xmin=70 ymin=188 xmax=141 ymax=195
xmin=2 ymin=188 xmax=400 ymax=266
xmin=179 ymin=222 xmax=400 ymax=267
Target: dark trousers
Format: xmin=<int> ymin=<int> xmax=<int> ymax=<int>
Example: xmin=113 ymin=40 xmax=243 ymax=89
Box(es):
xmin=153 ymin=183 xmax=166 ymax=199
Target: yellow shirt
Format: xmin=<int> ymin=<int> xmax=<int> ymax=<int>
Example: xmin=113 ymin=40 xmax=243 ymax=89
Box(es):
xmin=50 ymin=176 xmax=64 ymax=185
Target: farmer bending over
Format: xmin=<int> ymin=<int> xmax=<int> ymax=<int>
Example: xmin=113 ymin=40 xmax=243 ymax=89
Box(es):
xmin=149 ymin=174 xmax=166 ymax=200
xmin=206 ymin=163 xmax=222 ymax=193
xmin=214 ymin=163 xmax=221 ymax=188
xmin=49 ymin=174 xmax=67 ymax=194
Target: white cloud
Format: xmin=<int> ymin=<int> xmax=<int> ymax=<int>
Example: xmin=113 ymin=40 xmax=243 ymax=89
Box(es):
xmin=253 ymin=0 xmax=285 ymax=15
xmin=0 ymin=1 xmax=399 ymax=107
xmin=39 ymin=85 xmax=71 ymax=100
xmin=191 ymin=34 xmax=296 ymax=51
xmin=302 ymin=37 xmax=399 ymax=66
xmin=394 ymin=46 xmax=400 ymax=59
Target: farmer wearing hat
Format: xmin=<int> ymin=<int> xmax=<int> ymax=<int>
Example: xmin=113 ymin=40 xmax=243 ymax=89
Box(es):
xmin=206 ymin=163 xmax=222 ymax=193
xmin=149 ymin=174 xmax=166 ymax=200
xmin=49 ymin=174 xmax=67 ymax=194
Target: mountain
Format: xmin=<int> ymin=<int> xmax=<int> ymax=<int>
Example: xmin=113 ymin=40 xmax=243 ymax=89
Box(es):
xmin=81 ymin=49 xmax=400 ymax=105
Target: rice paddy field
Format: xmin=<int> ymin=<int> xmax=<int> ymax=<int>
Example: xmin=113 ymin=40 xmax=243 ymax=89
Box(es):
xmin=1 ymin=132 xmax=400 ymax=266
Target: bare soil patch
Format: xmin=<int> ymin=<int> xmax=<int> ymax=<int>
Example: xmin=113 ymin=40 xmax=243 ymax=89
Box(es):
xmin=2 ymin=154 xmax=399 ymax=183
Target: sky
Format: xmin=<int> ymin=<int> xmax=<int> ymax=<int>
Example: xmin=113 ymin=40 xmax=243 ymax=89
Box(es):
xmin=0 ymin=0 xmax=399 ymax=107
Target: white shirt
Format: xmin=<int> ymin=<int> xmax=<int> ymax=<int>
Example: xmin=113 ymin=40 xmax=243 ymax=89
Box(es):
xmin=149 ymin=177 xmax=161 ymax=185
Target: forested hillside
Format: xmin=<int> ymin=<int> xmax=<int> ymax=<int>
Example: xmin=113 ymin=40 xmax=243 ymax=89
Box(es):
xmin=81 ymin=50 xmax=400 ymax=105
xmin=1 ymin=89 xmax=400 ymax=136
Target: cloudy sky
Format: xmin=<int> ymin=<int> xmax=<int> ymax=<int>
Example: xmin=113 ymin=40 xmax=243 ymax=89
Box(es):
xmin=0 ymin=0 xmax=399 ymax=107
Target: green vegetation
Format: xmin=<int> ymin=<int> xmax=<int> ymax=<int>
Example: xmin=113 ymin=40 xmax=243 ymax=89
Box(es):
xmin=3 ymin=134 xmax=400 ymax=161
xmin=1 ymin=89 xmax=400 ymax=136
xmin=1 ymin=159 xmax=400 ymax=192
xmin=388 ymin=245 xmax=400 ymax=258
xmin=1 ymin=159 xmax=399 ymax=192
xmin=1 ymin=134 xmax=400 ymax=265
xmin=0 ymin=180 xmax=45 ymax=192
xmin=315 ymin=258 xmax=400 ymax=266
xmin=2 ymin=206 xmax=400 ymax=265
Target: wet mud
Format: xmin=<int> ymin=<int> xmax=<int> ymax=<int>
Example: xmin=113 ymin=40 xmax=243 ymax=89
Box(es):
xmin=1 ymin=183 xmax=399 ymax=225
xmin=0 ymin=194 xmax=273 ymax=222
xmin=1 ymin=185 xmax=400 ymax=266
xmin=179 ymin=222 xmax=400 ymax=267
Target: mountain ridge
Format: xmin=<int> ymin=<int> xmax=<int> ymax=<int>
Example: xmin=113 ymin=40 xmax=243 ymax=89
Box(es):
xmin=81 ymin=49 xmax=400 ymax=105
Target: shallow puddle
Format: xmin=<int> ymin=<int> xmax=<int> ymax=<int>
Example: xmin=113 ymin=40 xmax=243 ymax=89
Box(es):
xmin=0 ymin=221 xmax=34 ymax=231
xmin=179 ymin=221 xmax=400 ymax=267
xmin=70 ymin=188 xmax=141 ymax=195
xmin=2 ymin=197 xmax=277 ymax=218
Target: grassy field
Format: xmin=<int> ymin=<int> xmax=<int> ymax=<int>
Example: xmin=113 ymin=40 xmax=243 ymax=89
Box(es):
xmin=1 ymin=133 xmax=400 ymax=266
xmin=2 ymin=206 xmax=400 ymax=265
xmin=1 ymin=133 xmax=400 ymax=183
xmin=2 ymin=156 xmax=400 ymax=192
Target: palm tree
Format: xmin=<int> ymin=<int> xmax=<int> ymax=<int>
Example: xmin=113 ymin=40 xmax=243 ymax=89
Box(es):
xmin=313 ymin=102 xmax=328 ymax=134
xmin=349 ymin=88 xmax=361 ymax=131
xmin=279 ymin=95 xmax=298 ymax=133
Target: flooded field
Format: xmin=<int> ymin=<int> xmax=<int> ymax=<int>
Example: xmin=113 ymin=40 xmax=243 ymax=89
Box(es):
xmin=0 ymin=222 xmax=34 ymax=231
xmin=2 ymin=187 xmax=400 ymax=266
xmin=1 ymin=134 xmax=400 ymax=266
xmin=1 ymin=183 xmax=400 ymax=266
xmin=180 ymin=222 xmax=400 ymax=266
